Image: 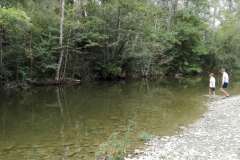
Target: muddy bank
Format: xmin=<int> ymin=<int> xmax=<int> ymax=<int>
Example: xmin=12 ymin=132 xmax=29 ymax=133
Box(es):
xmin=0 ymin=78 xmax=82 ymax=90
xmin=126 ymin=96 xmax=240 ymax=160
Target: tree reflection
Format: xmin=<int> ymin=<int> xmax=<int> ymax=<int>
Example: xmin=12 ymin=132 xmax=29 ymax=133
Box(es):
xmin=2 ymin=75 xmax=240 ymax=159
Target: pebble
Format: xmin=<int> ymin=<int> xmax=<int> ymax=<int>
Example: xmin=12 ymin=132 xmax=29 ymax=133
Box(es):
xmin=125 ymin=96 xmax=240 ymax=160
xmin=134 ymin=149 xmax=140 ymax=154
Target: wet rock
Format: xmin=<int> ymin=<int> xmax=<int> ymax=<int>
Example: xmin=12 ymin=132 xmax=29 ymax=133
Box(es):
xmin=134 ymin=149 xmax=140 ymax=154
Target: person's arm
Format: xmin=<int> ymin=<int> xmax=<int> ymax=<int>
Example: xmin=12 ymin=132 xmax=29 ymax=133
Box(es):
xmin=211 ymin=81 xmax=213 ymax=88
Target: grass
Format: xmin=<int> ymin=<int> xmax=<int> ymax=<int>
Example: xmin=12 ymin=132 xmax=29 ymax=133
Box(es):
xmin=138 ymin=129 xmax=155 ymax=142
xmin=95 ymin=127 xmax=131 ymax=160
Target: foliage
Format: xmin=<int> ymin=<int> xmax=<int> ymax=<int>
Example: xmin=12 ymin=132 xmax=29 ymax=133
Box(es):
xmin=138 ymin=129 xmax=155 ymax=142
xmin=0 ymin=7 xmax=31 ymax=29
xmin=95 ymin=129 xmax=130 ymax=160
xmin=164 ymin=1 xmax=210 ymax=73
xmin=213 ymin=2 xmax=240 ymax=71
xmin=1 ymin=0 xmax=240 ymax=84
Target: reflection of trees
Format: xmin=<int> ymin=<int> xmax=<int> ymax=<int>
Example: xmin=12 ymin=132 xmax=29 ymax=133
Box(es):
xmin=1 ymin=104 xmax=5 ymax=134
xmin=140 ymin=78 xmax=150 ymax=93
xmin=3 ymin=75 xmax=240 ymax=159
xmin=56 ymin=87 xmax=64 ymax=117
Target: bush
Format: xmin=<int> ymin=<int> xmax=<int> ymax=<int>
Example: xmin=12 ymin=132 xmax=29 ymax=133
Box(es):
xmin=138 ymin=129 xmax=155 ymax=142
xmin=95 ymin=129 xmax=130 ymax=160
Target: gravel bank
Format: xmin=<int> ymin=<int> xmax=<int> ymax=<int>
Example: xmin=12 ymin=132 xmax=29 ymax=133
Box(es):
xmin=125 ymin=96 xmax=240 ymax=160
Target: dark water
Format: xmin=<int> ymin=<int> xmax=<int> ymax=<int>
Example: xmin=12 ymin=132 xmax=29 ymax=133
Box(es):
xmin=0 ymin=75 xmax=240 ymax=160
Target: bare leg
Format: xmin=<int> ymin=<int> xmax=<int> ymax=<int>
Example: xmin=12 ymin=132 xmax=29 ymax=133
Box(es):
xmin=220 ymin=88 xmax=228 ymax=98
xmin=213 ymin=91 xmax=215 ymax=97
xmin=209 ymin=90 xmax=211 ymax=97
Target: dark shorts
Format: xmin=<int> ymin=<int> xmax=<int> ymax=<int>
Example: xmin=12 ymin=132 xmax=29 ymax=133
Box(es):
xmin=221 ymin=82 xmax=228 ymax=88
xmin=209 ymin=87 xmax=215 ymax=91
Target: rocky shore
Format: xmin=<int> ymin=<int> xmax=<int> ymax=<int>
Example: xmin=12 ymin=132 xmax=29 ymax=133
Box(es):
xmin=126 ymin=96 xmax=240 ymax=160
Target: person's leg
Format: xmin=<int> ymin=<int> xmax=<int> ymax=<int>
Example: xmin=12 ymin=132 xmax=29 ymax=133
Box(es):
xmin=221 ymin=88 xmax=229 ymax=96
xmin=213 ymin=91 xmax=215 ymax=97
xmin=209 ymin=90 xmax=211 ymax=97
xmin=222 ymin=83 xmax=229 ymax=97
xmin=220 ymin=88 xmax=227 ymax=98
xmin=225 ymin=89 xmax=229 ymax=97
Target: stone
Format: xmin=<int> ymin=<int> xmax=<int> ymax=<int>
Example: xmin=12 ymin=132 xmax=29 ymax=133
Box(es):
xmin=126 ymin=96 xmax=240 ymax=160
xmin=134 ymin=149 xmax=140 ymax=154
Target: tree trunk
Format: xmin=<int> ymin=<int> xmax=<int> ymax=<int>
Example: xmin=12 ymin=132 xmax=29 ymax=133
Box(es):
xmin=121 ymin=30 xmax=131 ymax=63
xmin=185 ymin=0 xmax=188 ymax=8
xmin=173 ymin=0 xmax=178 ymax=31
xmin=131 ymin=21 xmax=142 ymax=54
xmin=62 ymin=29 xmax=71 ymax=80
xmin=119 ymin=30 xmax=131 ymax=78
xmin=106 ymin=16 xmax=110 ymax=62
xmin=62 ymin=2 xmax=80 ymax=80
xmin=167 ymin=0 xmax=172 ymax=32
xmin=111 ymin=8 xmax=121 ymax=63
xmin=0 ymin=25 xmax=3 ymax=69
xmin=228 ymin=0 xmax=232 ymax=12
xmin=145 ymin=57 xmax=152 ymax=76
xmin=131 ymin=34 xmax=139 ymax=54
xmin=55 ymin=0 xmax=65 ymax=82
xmin=29 ymin=31 xmax=33 ymax=79
xmin=103 ymin=0 xmax=107 ymax=66
xmin=212 ymin=0 xmax=217 ymax=39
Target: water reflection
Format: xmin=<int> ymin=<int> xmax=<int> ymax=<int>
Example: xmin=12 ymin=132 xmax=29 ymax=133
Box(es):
xmin=0 ymin=75 xmax=240 ymax=159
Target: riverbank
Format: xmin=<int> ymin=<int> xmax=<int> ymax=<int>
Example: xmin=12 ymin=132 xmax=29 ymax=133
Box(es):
xmin=126 ymin=95 xmax=240 ymax=160
xmin=0 ymin=78 xmax=82 ymax=90
xmin=0 ymin=72 xmax=220 ymax=90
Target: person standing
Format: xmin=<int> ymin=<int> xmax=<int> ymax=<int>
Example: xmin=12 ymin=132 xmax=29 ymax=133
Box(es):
xmin=220 ymin=69 xmax=230 ymax=99
xmin=209 ymin=73 xmax=216 ymax=98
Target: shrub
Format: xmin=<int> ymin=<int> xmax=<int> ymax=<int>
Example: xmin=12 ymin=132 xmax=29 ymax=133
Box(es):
xmin=95 ymin=128 xmax=130 ymax=160
xmin=138 ymin=129 xmax=155 ymax=142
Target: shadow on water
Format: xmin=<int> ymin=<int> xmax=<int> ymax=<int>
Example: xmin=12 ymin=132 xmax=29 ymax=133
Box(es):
xmin=0 ymin=75 xmax=240 ymax=159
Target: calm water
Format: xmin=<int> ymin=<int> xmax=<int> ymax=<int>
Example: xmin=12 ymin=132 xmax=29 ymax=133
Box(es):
xmin=0 ymin=75 xmax=240 ymax=160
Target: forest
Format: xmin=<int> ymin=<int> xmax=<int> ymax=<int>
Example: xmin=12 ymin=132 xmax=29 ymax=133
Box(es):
xmin=0 ymin=0 xmax=239 ymax=84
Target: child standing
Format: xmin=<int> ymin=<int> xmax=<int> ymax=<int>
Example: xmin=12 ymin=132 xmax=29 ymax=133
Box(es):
xmin=220 ymin=68 xmax=229 ymax=99
xmin=209 ymin=73 xmax=216 ymax=97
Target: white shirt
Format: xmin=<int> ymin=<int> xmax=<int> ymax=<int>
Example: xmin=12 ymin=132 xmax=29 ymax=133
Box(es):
xmin=222 ymin=72 xmax=229 ymax=83
xmin=210 ymin=77 xmax=215 ymax=88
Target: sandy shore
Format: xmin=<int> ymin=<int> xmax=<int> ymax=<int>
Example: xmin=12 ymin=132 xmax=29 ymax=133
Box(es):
xmin=125 ymin=96 xmax=240 ymax=160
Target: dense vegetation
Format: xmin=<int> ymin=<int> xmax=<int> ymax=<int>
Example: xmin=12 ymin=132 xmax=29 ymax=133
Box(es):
xmin=0 ymin=0 xmax=239 ymax=84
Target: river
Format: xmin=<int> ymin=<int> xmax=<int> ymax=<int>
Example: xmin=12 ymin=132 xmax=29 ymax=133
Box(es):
xmin=0 ymin=75 xmax=240 ymax=159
